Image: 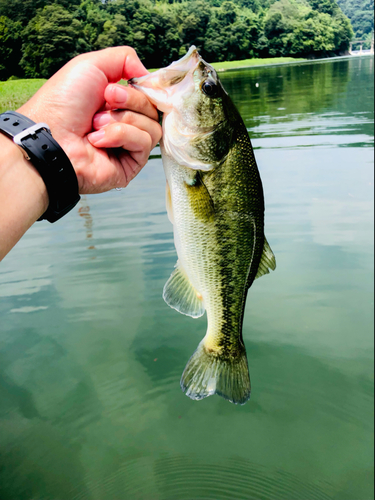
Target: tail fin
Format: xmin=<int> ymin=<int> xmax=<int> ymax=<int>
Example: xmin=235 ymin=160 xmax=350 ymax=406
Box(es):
xmin=180 ymin=341 xmax=251 ymax=405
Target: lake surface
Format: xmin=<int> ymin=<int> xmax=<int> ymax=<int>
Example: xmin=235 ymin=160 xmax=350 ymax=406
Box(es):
xmin=0 ymin=56 xmax=373 ymax=500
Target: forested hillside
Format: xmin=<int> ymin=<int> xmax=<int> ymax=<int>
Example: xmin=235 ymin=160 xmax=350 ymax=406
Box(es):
xmin=337 ymin=0 xmax=373 ymax=45
xmin=0 ymin=0 xmax=353 ymax=81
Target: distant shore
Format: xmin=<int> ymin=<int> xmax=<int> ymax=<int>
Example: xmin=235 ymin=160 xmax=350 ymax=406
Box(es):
xmin=147 ymin=52 xmax=373 ymax=74
xmin=211 ymin=52 xmax=374 ymax=72
xmin=1 ymin=52 xmax=373 ymax=113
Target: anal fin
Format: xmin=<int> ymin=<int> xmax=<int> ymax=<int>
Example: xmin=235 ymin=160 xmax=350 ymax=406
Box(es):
xmin=255 ymin=237 xmax=276 ymax=280
xmin=163 ymin=262 xmax=205 ymax=318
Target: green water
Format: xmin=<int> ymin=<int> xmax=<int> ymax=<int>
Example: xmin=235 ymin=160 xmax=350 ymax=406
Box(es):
xmin=0 ymin=56 xmax=373 ymax=500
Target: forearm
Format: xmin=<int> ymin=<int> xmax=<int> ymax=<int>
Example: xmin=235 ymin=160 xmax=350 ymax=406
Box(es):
xmin=0 ymin=133 xmax=48 ymax=261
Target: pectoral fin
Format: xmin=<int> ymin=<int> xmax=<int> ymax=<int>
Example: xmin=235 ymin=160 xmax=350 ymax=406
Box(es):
xmin=185 ymin=172 xmax=215 ymax=222
xmin=255 ymin=237 xmax=276 ymax=280
xmin=165 ymin=181 xmax=174 ymax=224
xmin=163 ymin=261 xmax=205 ymax=318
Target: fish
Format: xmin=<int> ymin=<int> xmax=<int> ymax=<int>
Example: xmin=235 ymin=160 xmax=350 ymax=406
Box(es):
xmin=129 ymin=46 xmax=276 ymax=405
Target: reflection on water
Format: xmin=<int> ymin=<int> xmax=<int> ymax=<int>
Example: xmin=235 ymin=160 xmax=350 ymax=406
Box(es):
xmin=78 ymin=198 xmax=96 ymax=251
xmin=0 ymin=56 xmax=374 ymax=500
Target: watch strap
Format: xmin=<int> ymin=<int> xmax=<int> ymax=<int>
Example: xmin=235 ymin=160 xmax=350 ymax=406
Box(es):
xmin=0 ymin=111 xmax=80 ymax=223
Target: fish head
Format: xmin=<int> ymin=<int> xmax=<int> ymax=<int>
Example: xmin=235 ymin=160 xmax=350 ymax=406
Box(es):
xmin=128 ymin=46 xmax=199 ymax=113
xmin=129 ymin=46 xmax=238 ymax=169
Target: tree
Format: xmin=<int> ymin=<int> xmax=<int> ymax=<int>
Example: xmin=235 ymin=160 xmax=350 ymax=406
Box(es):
xmin=0 ymin=0 xmax=48 ymax=25
xmin=203 ymin=1 xmax=262 ymax=61
xmin=331 ymin=10 xmax=353 ymax=52
xmin=233 ymin=0 xmax=261 ymax=13
xmin=0 ymin=16 xmax=23 ymax=80
xmin=264 ymin=11 xmax=290 ymax=56
xmin=0 ymin=0 xmax=82 ymax=25
xmin=176 ymin=1 xmax=211 ymax=51
xmin=337 ymin=0 xmax=373 ymax=47
xmin=0 ymin=0 xmax=359 ymax=79
xmin=20 ymin=4 xmax=83 ymax=78
xmin=308 ymin=0 xmax=339 ymax=16
xmin=127 ymin=3 xmax=157 ymax=65
xmin=152 ymin=5 xmax=181 ymax=67
xmin=77 ymin=0 xmax=113 ymax=50
xmin=263 ymin=0 xmax=352 ymax=57
xmin=95 ymin=14 xmax=130 ymax=49
xmin=291 ymin=12 xmax=336 ymax=56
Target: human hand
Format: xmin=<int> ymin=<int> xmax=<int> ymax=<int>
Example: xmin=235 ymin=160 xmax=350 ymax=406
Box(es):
xmin=18 ymin=46 xmax=162 ymax=194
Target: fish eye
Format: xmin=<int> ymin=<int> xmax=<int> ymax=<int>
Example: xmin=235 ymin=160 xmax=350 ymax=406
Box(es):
xmin=201 ymin=80 xmax=218 ymax=97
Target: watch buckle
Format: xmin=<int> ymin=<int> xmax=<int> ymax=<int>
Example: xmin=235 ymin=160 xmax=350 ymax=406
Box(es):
xmin=13 ymin=123 xmax=51 ymax=160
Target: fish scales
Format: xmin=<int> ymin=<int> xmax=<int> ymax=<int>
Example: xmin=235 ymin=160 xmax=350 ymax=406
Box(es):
xmin=129 ymin=46 xmax=275 ymax=404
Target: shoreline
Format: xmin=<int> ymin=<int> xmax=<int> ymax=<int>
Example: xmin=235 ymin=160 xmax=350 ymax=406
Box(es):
xmin=212 ymin=52 xmax=374 ymax=73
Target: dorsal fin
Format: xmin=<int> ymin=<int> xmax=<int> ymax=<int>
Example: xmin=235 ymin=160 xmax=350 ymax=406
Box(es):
xmin=254 ymin=237 xmax=276 ymax=281
xmin=163 ymin=261 xmax=205 ymax=318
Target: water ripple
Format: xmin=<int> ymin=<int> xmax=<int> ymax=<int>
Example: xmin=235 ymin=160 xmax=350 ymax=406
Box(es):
xmin=77 ymin=455 xmax=334 ymax=500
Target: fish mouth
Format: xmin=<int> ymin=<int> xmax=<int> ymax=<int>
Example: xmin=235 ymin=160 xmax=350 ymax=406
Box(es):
xmin=128 ymin=46 xmax=201 ymax=112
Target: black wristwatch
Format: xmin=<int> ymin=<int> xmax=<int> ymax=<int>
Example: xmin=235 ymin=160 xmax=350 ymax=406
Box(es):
xmin=0 ymin=111 xmax=80 ymax=223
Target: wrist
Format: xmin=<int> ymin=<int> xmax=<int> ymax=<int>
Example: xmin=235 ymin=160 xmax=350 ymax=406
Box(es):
xmin=0 ymin=111 xmax=80 ymax=223
xmin=0 ymin=133 xmax=49 ymax=216
xmin=0 ymin=133 xmax=49 ymax=260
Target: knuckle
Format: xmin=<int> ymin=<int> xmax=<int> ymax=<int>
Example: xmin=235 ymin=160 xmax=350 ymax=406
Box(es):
xmin=69 ymin=52 xmax=89 ymax=67
xmin=140 ymin=132 xmax=153 ymax=152
xmin=153 ymin=124 xmax=162 ymax=144
xmin=111 ymin=122 xmax=125 ymax=138
xmin=124 ymin=46 xmax=139 ymax=62
xmin=125 ymin=46 xmax=137 ymax=57
xmin=147 ymin=134 xmax=153 ymax=152
xmin=121 ymin=110 xmax=135 ymax=125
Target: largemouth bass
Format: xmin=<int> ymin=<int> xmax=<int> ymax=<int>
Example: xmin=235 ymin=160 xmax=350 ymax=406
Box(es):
xmin=129 ymin=46 xmax=275 ymax=405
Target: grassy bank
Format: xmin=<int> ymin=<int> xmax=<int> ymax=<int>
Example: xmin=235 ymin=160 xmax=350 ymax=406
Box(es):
xmin=148 ymin=56 xmax=305 ymax=72
xmin=0 ymin=79 xmax=46 ymax=114
xmin=211 ymin=56 xmax=306 ymax=71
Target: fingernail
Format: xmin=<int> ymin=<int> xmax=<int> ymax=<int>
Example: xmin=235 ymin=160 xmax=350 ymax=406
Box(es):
xmin=88 ymin=129 xmax=105 ymax=144
xmin=93 ymin=112 xmax=111 ymax=129
xmin=113 ymin=85 xmax=128 ymax=103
